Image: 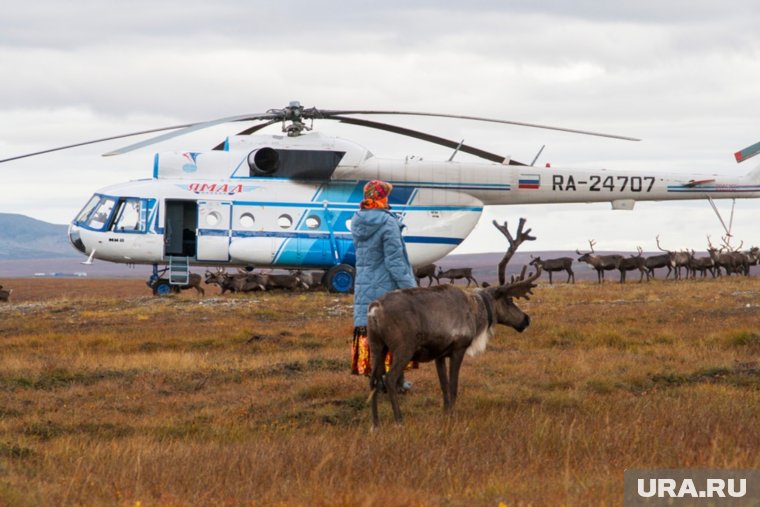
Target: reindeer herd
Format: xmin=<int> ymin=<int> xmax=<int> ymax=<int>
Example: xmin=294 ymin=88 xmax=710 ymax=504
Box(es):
xmin=203 ymin=268 xmax=323 ymax=294
xmin=557 ymin=236 xmax=760 ymax=284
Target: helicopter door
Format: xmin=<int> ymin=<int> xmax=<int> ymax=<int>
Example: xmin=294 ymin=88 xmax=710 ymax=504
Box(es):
xmin=164 ymin=200 xmax=198 ymax=258
xmin=197 ymin=200 xmax=231 ymax=262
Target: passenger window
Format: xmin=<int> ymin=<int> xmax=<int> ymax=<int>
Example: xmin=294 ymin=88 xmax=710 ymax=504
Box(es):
xmin=278 ymin=214 xmax=293 ymax=229
xmin=239 ymin=213 xmax=255 ymax=228
xmin=306 ymin=216 xmax=321 ymax=229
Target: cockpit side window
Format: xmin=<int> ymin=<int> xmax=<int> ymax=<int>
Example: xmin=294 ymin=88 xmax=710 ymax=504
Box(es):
xmin=85 ymin=197 xmax=117 ymax=230
xmin=111 ymin=198 xmax=145 ymax=232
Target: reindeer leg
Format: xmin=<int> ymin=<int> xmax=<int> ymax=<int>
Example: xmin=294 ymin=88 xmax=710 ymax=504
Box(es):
xmin=448 ymin=349 xmax=467 ymax=412
xmin=368 ymin=340 xmax=387 ymax=429
xmin=435 ymin=357 xmax=450 ymax=412
xmin=384 ymin=349 xmax=414 ymax=424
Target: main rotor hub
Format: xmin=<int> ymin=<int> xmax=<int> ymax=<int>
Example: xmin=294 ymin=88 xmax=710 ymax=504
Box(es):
xmin=279 ymin=100 xmax=312 ymax=137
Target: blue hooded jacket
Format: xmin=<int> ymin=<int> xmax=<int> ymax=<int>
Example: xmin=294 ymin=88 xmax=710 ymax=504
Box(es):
xmin=351 ymin=209 xmax=417 ymax=327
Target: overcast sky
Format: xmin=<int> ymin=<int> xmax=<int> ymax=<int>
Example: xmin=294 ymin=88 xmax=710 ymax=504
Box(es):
xmin=2 ymin=1 xmax=760 ymax=254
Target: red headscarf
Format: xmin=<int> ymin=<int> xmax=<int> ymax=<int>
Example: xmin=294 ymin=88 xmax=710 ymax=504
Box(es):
xmin=359 ymin=180 xmax=393 ymax=210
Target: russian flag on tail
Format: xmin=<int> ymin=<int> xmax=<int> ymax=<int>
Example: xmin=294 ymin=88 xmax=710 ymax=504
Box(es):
xmin=518 ymin=174 xmax=540 ymax=189
xmin=735 ymin=140 xmax=760 ymax=163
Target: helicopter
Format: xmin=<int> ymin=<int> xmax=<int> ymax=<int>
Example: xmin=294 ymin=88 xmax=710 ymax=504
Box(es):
xmin=3 ymin=101 xmax=760 ymax=294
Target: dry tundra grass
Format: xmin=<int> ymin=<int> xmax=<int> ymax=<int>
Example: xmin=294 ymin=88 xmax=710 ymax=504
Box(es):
xmin=0 ymin=277 xmax=758 ymax=506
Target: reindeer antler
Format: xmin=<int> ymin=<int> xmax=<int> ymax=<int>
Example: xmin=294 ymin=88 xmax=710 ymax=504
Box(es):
xmin=656 ymin=234 xmax=669 ymax=253
xmin=576 ymin=239 xmax=597 ymax=256
xmin=497 ymin=265 xmax=542 ymax=300
xmin=492 ymin=217 xmax=537 ymax=285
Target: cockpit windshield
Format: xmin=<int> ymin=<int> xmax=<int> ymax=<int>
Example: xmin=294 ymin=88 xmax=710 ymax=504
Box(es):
xmin=85 ymin=197 xmax=116 ymax=230
xmin=75 ymin=195 xmax=101 ymax=223
xmin=75 ymin=194 xmax=150 ymax=232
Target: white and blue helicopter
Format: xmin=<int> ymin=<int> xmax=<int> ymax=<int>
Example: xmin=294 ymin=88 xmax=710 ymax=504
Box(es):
xmin=4 ymin=101 xmax=760 ymax=294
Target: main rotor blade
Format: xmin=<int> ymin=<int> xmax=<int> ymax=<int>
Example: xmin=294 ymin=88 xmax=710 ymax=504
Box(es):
xmin=102 ymin=112 xmax=279 ymax=157
xmin=320 ymin=110 xmax=640 ymax=142
xmin=211 ymin=119 xmax=281 ymax=151
xmin=332 ymin=115 xmax=526 ymax=165
xmin=0 ymin=123 xmax=202 ymax=163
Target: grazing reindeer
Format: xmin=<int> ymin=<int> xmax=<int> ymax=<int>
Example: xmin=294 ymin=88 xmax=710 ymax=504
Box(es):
xmin=205 ymin=268 xmax=266 ymax=293
xmin=576 ymin=240 xmax=623 ymax=283
xmin=367 ymin=266 xmax=541 ymax=428
xmin=644 ymin=253 xmax=672 ymax=279
xmin=707 ymin=236 xmax=746 ymax=277
xmin=656 ymin=235 xmax=690 ymax=280
xmin=687 ymin=250 xmax=715 ymax=279
xmin=205 ymin=268 xmax=237 ymax=294
xmin=414 ymin=264 xmax=439 ymax=287
xmin=618 ymin=247 xmax=649 ymax=283
xmin=436 ymin=267 xmax=478 ymax=288
xmin=529 ymin=255 xmax=574 ymax=284
xmin=291 ymin=270 xmax=325 ymax=289
xmin=259 ymin=272 xmax=309 ymax=290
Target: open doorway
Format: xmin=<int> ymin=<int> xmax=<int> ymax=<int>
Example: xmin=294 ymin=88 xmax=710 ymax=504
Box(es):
xmin=164 ymin=200 xmax=198 ymax=257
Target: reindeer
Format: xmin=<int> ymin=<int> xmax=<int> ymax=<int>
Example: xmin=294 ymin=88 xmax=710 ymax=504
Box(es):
xmin=436 ymin=267 xmax=478 ymax=288
xmin=205 ymin=268 xmax=236 ymax=294
xmin=576 ymin=240 xmax=623 ymax=283
xmin=0 ymin=285 xmax=11 ymax=302
xmin=290 ymin=270 xmax=325 ymax=290
xmin=148 ymin=272 xmax=205 ymax=296
xmin=725 ymin=240 xmax=750 ymax=277
xmin=529 ymin=255 xmax=574 ymax=284
xmin=707 ymin=236 xmax=747 ymax=277
xmin=367 ymin=266 xmax=540 ymax=428
xmin=618 ymin=247 xmax=649 ymax=283
xmin=656 ymin=235 xmax=690 ymax=280
xmin=644 ymin=253 xmax=672 ymax=279
xmin=414 ymin=264 xmax=439 ymax=287
xmin=205 ymin=268 xmax=267 ymax=293
xmin=747 ymin=247 xmax=760 ymax=273
xmin=687 ymin=250 xmax=715 ymax=279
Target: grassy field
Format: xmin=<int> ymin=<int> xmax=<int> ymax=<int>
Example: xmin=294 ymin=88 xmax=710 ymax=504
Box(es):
xmin=0 ymin=277 xmax=758 ymax=506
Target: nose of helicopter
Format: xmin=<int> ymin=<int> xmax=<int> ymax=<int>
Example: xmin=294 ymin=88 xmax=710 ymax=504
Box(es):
xmin=68 ymin=223 xmax=87 ymax=254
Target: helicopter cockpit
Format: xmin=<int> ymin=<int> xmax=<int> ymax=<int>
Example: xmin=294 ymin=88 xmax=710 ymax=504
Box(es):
xmin=72 ymin=194 xmax=150 ymax=233
xmin=69 ymin=193 xmax=157 ymax=257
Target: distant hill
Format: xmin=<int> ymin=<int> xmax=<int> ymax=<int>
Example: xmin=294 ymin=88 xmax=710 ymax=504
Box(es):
xmin=0 ymin=213 xmax=79 ymax=260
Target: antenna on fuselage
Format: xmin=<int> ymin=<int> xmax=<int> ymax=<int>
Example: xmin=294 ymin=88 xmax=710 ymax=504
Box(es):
xmin=448 ymin=139 xmax=465 ymax=162
xmin=530 ymin=145 xmax=546 ymax=166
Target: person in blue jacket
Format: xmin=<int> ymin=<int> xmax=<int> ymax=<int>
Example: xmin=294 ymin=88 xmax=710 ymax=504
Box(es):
xmin=350 ymin=180 xmax=417 ymax=379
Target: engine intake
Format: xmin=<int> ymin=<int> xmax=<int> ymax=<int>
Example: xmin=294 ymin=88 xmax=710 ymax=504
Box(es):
xmin=248 ymin=147 xmax=280 ymax=176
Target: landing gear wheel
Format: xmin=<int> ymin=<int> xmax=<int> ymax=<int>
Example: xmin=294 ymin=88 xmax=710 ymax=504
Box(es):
xmin=153 ymin=280 xmax=174 ymax=296
xmin=324 ymin=264 xmax=355 ymax=293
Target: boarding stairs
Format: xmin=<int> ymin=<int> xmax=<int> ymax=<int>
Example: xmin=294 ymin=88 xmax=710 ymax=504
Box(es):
xmin=168 ymin=256 xmax=190 ymax=285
